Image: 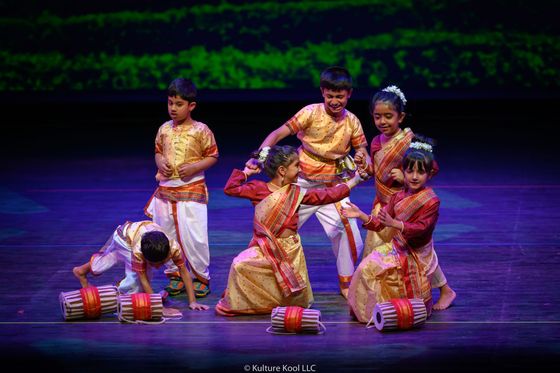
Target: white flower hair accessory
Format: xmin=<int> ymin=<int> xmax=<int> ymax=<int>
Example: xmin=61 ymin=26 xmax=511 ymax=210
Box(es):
xmin=382 ymin=85 xmax=407 ymax=105
xmin=409 ymin=142 xmax=432 ymax=153
xmin=258 ymin=146 xmax=270 ymax=163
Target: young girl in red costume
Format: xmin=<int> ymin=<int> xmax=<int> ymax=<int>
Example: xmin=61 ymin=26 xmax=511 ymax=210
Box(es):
xmin=355 ymin=86 xmax=455 ymax=311
xmin=344 ymin=136 xmax=455 ymax=322
xmin=216 ymin=145 xmax=364 ymax=316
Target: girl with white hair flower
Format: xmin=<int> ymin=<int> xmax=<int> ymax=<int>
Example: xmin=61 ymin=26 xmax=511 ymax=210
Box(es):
xmin=353 ymin=86 xmax=455 ymax=311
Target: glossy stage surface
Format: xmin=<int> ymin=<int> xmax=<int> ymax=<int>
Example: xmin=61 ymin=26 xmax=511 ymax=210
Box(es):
xmin=0 ymin=98 xmax=558 ymax=372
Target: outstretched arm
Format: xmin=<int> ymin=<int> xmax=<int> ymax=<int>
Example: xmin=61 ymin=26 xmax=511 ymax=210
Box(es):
xmin=179 ymin=265 xmax=209 ymax=311
xmin=246 ymin=125 xmax=293 ymax=170
xmin=138 ymin=272 xmax=154 ymax=294
xmin=341 ymin=201 xmax=370 ymax=224
xmin=259 ymin=124 xmax=292 ymax=149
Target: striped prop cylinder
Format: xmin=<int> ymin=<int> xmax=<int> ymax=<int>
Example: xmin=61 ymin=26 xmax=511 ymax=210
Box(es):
xmin=59 ymin=285 xmax=118 ymax=320
xmin=268 ymin=306 xmax=325 ymax=334
xmin=373 ymin=298 xmax=427 ymax=332
xmin=117 ymin=293 xmax=164 ymax=324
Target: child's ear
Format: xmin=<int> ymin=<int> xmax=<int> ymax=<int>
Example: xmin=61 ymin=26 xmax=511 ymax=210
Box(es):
xmin=189 ymin=101 xmax=197 ymax=111
xmin=398 ymin=112 xmax=406 ymax=123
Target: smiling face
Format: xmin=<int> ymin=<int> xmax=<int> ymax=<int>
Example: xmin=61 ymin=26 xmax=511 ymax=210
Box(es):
xmin=321 ymin=88 xmax=351 ymax=117
xmin=281 ymin=156 xmax=300 ymax=185
xmin=168 ymin=95 xmax=196 ymax=124
xmin=372 ymin=101 xmax=405 ymax=137
xmin=404 ymin=161 xmax=430 ymax=193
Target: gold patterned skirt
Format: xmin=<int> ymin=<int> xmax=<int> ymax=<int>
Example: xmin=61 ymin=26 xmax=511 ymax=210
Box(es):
xmin=348 ymin=242 xmax=432 ymax=323
xmin=362 ymin=202 xmax=397 ymax=258
xmin=216 ymin=234 xmax=313 ymax=316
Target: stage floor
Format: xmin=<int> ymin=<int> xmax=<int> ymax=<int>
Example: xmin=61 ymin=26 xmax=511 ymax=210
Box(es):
xmin=1 ymin=153 xmax=559 ymax=373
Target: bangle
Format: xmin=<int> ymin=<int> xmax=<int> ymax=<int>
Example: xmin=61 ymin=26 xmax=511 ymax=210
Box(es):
xmin=363 ymin=215 xmax=373 ymax=226
xmin=399 ymin=221 xmax=405 ymax=232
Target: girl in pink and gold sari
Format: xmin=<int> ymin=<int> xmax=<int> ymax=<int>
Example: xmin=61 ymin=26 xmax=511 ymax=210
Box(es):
xmin=216 ymin=145 xmax=363 ymax=316
xmin=343 ymin=137 xmax=455 ymax=323
xmin=355 ymin=87 xmax=453 ymax=311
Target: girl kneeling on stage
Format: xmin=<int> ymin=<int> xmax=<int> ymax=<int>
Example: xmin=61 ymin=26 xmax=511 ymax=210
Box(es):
xmin=216 ymin=145 xmax=363 ymax=316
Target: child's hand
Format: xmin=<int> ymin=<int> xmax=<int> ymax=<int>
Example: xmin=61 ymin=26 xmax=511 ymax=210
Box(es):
xmin=245 ymin=158 xmax=260 ymax=170
xmin=378 ymin=209 xmax=400 ymax=229
xmin=389 ymin=168 xmax=404 ymax=184
xmin=354 ymin=152 xmax=366 ymax=169
xmin=243 ymin=166 xmax=261 ymax=176
xmin=346 ymin=171 xmax=366 ymax=189
xmin=189 ymin=301 xmax=209 ymax=311
xmin=357 ymin=168 xmax=371 ymax=180
xmin=178 ymin=163 xmax=197 ymax=178
xmin=162 ymin=306 xmax=183 ymax=318
xmin=158 ymin=158 xmax=173 ymax=177
xmin=341 ymin=201 xmax=362 ymax=218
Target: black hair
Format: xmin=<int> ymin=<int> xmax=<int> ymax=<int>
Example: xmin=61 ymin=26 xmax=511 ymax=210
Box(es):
xmin=168 ymin=78 xmax=197 ymax=103
xmin=251 ymin=145 xmax=298 ymax=179
xmin=402 ymin=135 xmax=436 ymax=174
xmin=140 ymin=231 xmax=170 ymax=263
xmin=320 ymin=66 xmax=353 ymax=91
xmin=369 ymin=86 xmax=406 ymax=115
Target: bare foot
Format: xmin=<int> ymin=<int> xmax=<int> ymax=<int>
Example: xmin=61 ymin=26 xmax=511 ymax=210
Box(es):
xmin=433 ymin=285 xmax=456 ymax=311
xmin=73 ymin=266 xmax=89 ymax=288
xmin=340 ymin=288 xmax=349 ymax=299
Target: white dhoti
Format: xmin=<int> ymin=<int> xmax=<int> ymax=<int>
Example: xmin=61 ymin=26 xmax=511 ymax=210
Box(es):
xmin=296 ymin=177 xmax=363 ymax=289
xmin=146 ymin=197 xmax=210 ymax=284
xmin=89 ymin=230 xmax=153 ymax=294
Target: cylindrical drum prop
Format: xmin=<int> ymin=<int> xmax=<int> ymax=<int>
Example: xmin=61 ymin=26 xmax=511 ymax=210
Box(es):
xmin=59 ymin=285 xmax=118 ymax=320
xmin=268 ymin=306 xmax=325 ymax=334
xmin=117 ymin=293 xmax=163 ymax=323
xmin=373 ymin=298 xmax=427 ymax=332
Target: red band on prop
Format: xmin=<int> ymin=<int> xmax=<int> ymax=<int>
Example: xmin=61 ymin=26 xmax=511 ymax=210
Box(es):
xmin=80 ymin=286 xmax=102 ymax=319
xmin=284 ymin=306 xmax=304 ymax=333
xmin=390 ymin=298 xmax=415 ymax=330
xmin=131 ymin=293 xmax=152 ymax=321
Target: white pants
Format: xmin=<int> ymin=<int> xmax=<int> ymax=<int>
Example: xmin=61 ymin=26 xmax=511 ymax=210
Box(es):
xmin=147 ymin=197 xmax=210 ymax=283
xmin=90 ymin=231 xmax=153 ymax=294
xmin=296 ymin=178 xmax=363 ymax=285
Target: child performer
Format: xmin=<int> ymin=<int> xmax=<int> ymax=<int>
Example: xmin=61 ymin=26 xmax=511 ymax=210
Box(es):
xmin=342 ymin=136 xmax=454 ymax=323
xmin=247 ymin=66 xmax=368 ymax=298
xmin=216 ymin=145 xmax=364 ymax=316
xmin=355 ymin=87 xmax=455 ymax=311
xmin=72 ymin=220 xmax=208 ymax=311
xmin=144 ymin=78 xmax=219 ymax=298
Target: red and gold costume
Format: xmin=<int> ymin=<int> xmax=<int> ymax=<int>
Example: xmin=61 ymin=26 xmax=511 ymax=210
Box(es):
xmin=364 ymin=128 xmax=414 ymax=257
xmin=348 ymin=187 xmax=440 ymax=323
xmin=285 ymin=103 xmax=368 ymax=290
xmin=215 ymin=169 xmax=351 ymax=316
xmin=145 ymin=119 xmax=218 ymax=285
xmin=89 ymin=221 xmax=184 ymax=294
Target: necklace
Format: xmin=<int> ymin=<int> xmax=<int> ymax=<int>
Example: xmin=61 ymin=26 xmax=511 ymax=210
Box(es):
xmin=267 ymin=181 xmax=282 ymax=191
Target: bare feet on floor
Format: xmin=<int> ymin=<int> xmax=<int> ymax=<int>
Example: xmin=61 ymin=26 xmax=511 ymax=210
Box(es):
xmin=340 ymin=288 xmax=349 ymax=299
xmin=72 ymin=266 xmax=89 ymax=288
xmin=433 ymin=285 xmax=456 ymax=311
